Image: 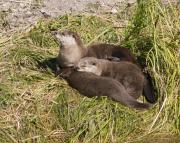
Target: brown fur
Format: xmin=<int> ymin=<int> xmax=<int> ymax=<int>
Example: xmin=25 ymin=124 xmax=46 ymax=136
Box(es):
xmin=77 ymin=57 xmax=145 ymax=99
xmin=52 ymin=30 xmax=157 ymax=103
xmin=66 ymin=71 xmax=152 ymax=110
xmin=51 ymin=30 xmax=86 ymax=67
xmin=52 ymin=30 xmax=136 ymax=67
xmin=86 ymin=43 xmax=136 ymax=63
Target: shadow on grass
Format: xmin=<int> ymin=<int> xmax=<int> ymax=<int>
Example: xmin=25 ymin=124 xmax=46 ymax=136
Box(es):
xmin=37 ymin=57 xmax=58 ymax=75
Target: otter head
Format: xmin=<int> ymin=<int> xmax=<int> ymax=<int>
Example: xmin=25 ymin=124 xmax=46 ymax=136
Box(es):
xmin=76 ymin=57 xmax=102 ymax=76
xmin=51 ymin=30 xmax=83 ymax=49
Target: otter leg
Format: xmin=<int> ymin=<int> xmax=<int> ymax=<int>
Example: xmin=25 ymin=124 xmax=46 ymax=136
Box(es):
xmin=110 ymin=81 xmax=151 ymax=110
xmin=122 ymin=73 xmax=144 ymax=99
xmin=143 ymin=73 xmax=158 ymax=103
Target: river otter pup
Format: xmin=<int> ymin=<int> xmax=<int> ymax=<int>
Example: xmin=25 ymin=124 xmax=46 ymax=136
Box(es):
xmin=66 ymin=71 xmax=152 ymax=110
xmin=52 ymin=30 xmax=86 ymax=67
xmin=52 ymin=30 xmax=136 ymax=68
xmin=77 ymin=57 xmax=146 ymax=99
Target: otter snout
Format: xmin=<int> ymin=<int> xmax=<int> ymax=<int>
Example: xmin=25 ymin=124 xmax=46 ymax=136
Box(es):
xmin=76 ymin=63 xmax=85 ymax=71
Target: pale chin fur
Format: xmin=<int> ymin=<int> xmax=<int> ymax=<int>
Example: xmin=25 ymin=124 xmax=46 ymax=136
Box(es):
xmin=77 ymin=66 xmax=101 ymax=76
xmin=56 ymin=34 xmax=77 ymax=47
xmin=77 ymin=68 xmax=85 ymax=72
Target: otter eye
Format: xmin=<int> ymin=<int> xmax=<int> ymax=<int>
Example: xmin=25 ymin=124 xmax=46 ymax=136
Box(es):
xmin=72 ymin=34 xmax=76 ymax=38
xmin=92 ymin=62 xmax=96 ymax=65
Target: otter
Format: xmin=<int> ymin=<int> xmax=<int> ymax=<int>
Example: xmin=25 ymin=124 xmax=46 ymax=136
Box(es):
xmin=51 ymin=30 xmax=86 ymax=67
xmin=77 ymin=57 xmax=145 ymax=99
xmin=65 ymin=71 xmax=152 ymax=110
xmin=52 ymin=30 xmax=157 ymax=103
xmin=51 ymin=30 xmax=136 ymax=68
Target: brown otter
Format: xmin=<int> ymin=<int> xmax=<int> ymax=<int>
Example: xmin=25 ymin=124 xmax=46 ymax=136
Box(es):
xmin=77 ymin=57 xmax=145 ymax=99
xmin=52 ymin=30 xmax=157 ymax=103
xmin=51 ymin=30 xmax=136 ymax=68
xmin=51 ymin=30 xmax=86 ymax=67
xmin=65 ymin=70 xmax=152 ymax=110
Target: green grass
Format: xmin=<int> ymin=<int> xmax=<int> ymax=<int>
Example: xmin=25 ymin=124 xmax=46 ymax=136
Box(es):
xmin=0 ymin=0 xmax=179 ymax=142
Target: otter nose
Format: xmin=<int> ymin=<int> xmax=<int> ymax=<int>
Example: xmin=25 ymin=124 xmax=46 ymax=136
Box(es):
xmin=75 ymin=66 xmax=80 ymax=70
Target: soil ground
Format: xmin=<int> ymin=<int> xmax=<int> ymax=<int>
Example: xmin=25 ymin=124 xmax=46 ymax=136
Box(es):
xmin=0 ymin=0 xmax=137 ymax=37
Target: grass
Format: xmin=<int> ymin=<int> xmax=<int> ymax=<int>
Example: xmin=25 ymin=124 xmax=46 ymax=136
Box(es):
xmin=0 ymin=0 xmax=179 ymax=142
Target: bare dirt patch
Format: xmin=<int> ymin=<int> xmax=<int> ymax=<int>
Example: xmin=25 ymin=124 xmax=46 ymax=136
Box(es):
xmin=0 ymin=0 xmax=136 ymax=37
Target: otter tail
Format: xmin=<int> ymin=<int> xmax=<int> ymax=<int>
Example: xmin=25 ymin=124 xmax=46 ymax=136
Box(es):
xmin=143 ymin=73 xmax=158 ymax=103
xmin=111 ymin=88 xmax=152 ymax=110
